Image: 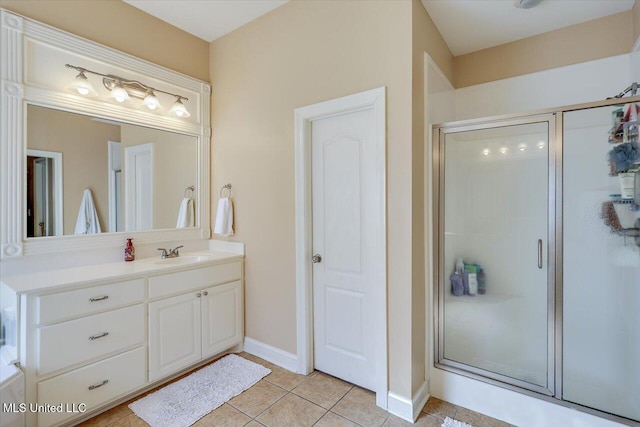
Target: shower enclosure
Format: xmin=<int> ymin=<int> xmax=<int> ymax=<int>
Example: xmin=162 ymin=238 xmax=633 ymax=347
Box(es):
xmin=433 ymin=95 xmax=640 ymax=425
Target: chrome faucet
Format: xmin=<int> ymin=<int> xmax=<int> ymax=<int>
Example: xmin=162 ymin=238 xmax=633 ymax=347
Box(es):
xmin=157 ymin=245 xmax=183 ymax=259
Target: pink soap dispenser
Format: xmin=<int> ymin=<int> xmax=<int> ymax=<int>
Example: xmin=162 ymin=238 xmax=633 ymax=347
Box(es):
xmin=124 ymin=238 xmax=135 ymax=262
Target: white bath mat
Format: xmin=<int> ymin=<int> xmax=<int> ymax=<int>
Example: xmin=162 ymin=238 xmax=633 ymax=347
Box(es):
xmin=442 ymin=417 xmax=474 ymax=427
xmin=129 ymin=354 xmax=271 ymax=427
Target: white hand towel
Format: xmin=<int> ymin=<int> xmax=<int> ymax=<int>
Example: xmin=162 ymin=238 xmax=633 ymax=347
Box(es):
xmin=74 ymin=189 xmax=102 ymax=234
xmin=214 ymin=197 xmax=234 ymax=236
xmin=176 ymin=197 xmax=194 ymax=228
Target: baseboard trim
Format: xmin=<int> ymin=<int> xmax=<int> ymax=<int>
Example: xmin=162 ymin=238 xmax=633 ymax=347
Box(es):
xmin=387 ymin=380 xmax=430 ymax=423
xmin=243 ymin=337 xmax=298 ymax=373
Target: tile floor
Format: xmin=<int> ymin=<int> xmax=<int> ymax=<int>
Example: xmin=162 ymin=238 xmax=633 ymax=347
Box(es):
xmin=78 ymin=353 xmax=513 ymax=427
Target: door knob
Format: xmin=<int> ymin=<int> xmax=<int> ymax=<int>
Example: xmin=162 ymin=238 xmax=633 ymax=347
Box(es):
xmin=312 ymin=254 xmax=322 ymax=263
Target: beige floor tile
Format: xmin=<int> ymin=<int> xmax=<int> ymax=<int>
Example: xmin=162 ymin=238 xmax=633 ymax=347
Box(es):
xmin=193 ymin=403 xmax=251 ymax=427
xmin=291 ymin=371 xmax=353 ymax=409
xmin=228 ymin=379 xmax=287 ymax=417
xmin=331 ymin=387 xmax=388 ymax=427
xmin=383 ymin=412 xmax=443 ymax=427
xmin=77 ymin=404 xmax=133 ymax=426
xmin=256 ymin=393 xmax=326 ymax=427
xmin=421 ymin=397 xmax=458 ymax=420
xmin=239 ymin=352 xmax=309 ymax=391
xmin=262 ymin=365 xmax=309 ymax=391
xmin=315 ymin=411 xmax=361 ymax=427
xmin=455 ymin=407 xmax=513 ymax=427
xmin=244 ymin=422 xmax=265 ymax=426
xmin=110 ymin=413 xmax=149 ymax=427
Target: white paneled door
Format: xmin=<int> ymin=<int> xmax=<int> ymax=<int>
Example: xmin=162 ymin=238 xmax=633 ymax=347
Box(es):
xmin=311 ymin=107 xmax=379 ymax=391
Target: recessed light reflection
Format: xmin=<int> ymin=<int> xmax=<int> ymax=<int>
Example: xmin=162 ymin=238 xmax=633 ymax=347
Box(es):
xmin=499 ymin=147 xmax=508 ymax=155
xmin=518 ymin=143 xmax=527 ymax=151
xmin=482 ymin=148 xmax=490 ymax=156
xmin=537 ymin=141 xmax=546 ymax=149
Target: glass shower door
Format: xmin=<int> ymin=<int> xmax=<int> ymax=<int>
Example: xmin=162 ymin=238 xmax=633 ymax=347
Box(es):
xmin=563 ymin=105 xmax=640 ymax=423
xmin=438 ymin=116 xmax=554 ymax=393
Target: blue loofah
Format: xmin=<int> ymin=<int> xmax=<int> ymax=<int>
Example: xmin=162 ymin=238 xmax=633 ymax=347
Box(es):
xmin=608 ymin=142 xmax=639 ymax=173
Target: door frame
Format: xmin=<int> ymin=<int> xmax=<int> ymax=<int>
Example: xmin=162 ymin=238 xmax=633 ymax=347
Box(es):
xmin=26 ymin=149 xmax=63 ymax=236
xmin=108 ymin=140 xmax=122 ymax=233
xmin=294 ymin=87 xmax=387 ymax=408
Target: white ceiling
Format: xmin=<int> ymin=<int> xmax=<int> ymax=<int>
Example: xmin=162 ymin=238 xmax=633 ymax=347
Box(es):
xmin=123 ymin=0 xmax=289 ymax=42
xmin=422 ymin=0 xmax=635 ymax=56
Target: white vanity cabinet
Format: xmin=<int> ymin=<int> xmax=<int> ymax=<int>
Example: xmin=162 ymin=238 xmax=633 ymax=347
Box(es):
xmin=148 ymin=262 xmax=243 ymax=381
xmin=1 ymin=253 xmax=244 ymax=427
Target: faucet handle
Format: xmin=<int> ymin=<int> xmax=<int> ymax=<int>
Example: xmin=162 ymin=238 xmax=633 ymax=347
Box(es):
xmin=157 ymin=248 xmax=169 ymax=258
xmin=171 ymin=245 xmax=184 ymax=256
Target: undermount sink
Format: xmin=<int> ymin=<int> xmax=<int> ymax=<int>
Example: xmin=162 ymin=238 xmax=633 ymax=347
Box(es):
xmin=152 ymin=254 xmax=215 ymax=265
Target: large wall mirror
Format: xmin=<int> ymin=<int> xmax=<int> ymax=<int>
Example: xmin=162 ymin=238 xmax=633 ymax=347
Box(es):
xmin=26 ymin=105 xmax=198 ymax=237
xmin=0 ymin=10 xmax=211 ymax=258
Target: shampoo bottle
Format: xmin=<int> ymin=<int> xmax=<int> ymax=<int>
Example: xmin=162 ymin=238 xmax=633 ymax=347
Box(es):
xmin=124 ymin=238 xmax=135 ymax=262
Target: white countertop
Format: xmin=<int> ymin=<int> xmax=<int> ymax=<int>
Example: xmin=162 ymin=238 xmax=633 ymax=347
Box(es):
xmin=0 ymin=250 xmax=243 ymax=295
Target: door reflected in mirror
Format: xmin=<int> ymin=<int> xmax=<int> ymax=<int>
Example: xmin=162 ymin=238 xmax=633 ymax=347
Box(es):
xmin=26 ymin=105 xmax=198 ymax=238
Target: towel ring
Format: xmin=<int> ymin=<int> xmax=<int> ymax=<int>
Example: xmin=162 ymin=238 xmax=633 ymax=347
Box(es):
xmin=184 ymin=185 xmax=195 ymax=198
xmin=220 ymin=184 xmax=232 ymax=198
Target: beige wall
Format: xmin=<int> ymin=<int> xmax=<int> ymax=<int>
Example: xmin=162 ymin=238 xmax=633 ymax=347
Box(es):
xmin=0 ymin=0 xmax=209 ymax=81
xmin=120 ymin=125 xmax=197 ymax=230
xmin=634 ymin=0 xmax=640 ymax=45
xmin=27 ymin=105 xmax=120 ymax=235
xmin=454 ymin=12 xmax=634 ymax=88
xmin=211 ymin=0 xmax=419 ymax=397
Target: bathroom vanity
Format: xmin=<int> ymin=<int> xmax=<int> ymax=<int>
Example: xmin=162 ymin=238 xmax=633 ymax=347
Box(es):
xmin=1 ymin=251 xmax=244 ymax=426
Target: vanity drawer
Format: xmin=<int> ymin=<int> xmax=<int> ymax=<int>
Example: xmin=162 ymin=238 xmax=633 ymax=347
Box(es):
xmin=37 ymin=346 xmax=146 ymax=427
xmin=148 ymin=262 xmax=242 ymax=299
xmin=37 ymin=304 xmax=145 ymax=376
xmin=38 ymin=278 xmax=145 ymax=324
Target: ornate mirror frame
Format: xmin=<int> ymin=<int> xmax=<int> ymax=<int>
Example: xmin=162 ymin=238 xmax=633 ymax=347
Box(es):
xmin=0 ymin=10 xmax=211 ymax=259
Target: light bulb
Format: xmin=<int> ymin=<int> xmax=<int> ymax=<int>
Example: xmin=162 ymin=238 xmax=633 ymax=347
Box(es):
xmin=518 ymin=143 xmax=527 ymax=152
xmin=143 ymin=92 xmax=161 ymax=110
xmin=537 ymin=141 xmax=545 ymax=149
xmin=110 ymin=83 xmax=129 ymax=103
xmin=482 ymin=148 xmax=490 ymax=156
xmin=499 ymin=147 xmax=508 ymax=155
xmin=65 ymin=71 xmax=98 ymax=97
xmin=169 ymin=98 xmax=191 ymax=118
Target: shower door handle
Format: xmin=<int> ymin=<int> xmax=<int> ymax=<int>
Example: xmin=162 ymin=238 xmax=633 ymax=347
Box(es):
xmin=537 ymin=239 xmax=543 ymax=269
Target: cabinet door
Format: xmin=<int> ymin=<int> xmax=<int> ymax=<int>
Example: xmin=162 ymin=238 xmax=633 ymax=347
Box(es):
xmin=201 ymin=280 xmax=243 ymax=359
xmin=149 ymin=292 xmax=202 ymax=381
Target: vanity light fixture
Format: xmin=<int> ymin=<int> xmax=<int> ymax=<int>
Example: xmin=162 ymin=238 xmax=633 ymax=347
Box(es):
xmin=537 ymin=141 xmax=546 ymax=150
xmin=499 ymin=146 xmax=509 ymax=155
xmin=65 ymin=64 xmax=190 ymax=117
xmin=518 ymin=143 xmax=527 ymax=152
xmin=65 ymin=70 xmax=98 ymax=97
xmin=482 ymin=148 xmax=490 ymax=156
xmin=143 ymin=91 xmax=161 ymax=110
xmin=109 ymin=82 xmax=130 ymax=103
xmin=169 ymin=98 xmax=191 ymax=118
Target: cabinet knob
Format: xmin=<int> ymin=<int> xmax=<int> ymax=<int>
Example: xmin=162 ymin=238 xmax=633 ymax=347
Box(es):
xmin=196 ymin=292 xmax=201 ymax=298
xmin=203 ymin=291 xmax=208 ymax=296
xmin=312 ymin=254 xmax=322 ymax=263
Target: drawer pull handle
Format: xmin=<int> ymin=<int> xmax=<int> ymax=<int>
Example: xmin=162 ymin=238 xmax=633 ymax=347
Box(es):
xmin=88 ymin=379 xmax=109 ymax=390
xmin=89 ymin=332 xmax=109 ymax=341
xmin=89 ymin=296 xmax=109 ymax=302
